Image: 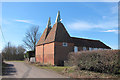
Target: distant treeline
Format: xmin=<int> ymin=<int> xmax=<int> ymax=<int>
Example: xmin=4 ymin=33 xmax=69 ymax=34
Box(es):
xmin=2 ymin=42 xmax=26 ymax=61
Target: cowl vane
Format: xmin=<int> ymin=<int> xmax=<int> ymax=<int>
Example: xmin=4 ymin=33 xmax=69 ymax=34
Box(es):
xmin=55 ymin=11 xmax=61 ymax=23
xmin=47 ymin=17 xmax=51 ymax=28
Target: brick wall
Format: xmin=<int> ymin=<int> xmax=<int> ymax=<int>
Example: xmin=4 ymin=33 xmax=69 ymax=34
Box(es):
xmin=36 ymin=45 xmax=43 ymax=63
xmin=36 ymin=42 xmax=74 ymax=66
xmin=78 ymin=46 xmax=83 ymax=51
xmin=44 ymin=43 xmax=54 ymax=65
xmin=54 ymin=42 xmax=74 ymax=66
xmin=36 ymin=43 xmax=55 ymax=65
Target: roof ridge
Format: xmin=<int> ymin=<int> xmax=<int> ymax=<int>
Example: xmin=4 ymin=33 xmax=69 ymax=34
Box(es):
xmin=44 ymin=23 xmax=57 ymax=43
xmin=54 ymin=23 xmax=58 ymax=41
xmin=71 ymin=37 xmax=99 ymax=41
xmin=45 ymin=27 xmax=52 ymax=39
xmin=44 ymin=22 xmax=71 ymax=43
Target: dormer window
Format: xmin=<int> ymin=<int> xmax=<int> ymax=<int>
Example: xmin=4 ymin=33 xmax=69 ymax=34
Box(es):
xmin=63 ymin=42 xmax=67 ymax=47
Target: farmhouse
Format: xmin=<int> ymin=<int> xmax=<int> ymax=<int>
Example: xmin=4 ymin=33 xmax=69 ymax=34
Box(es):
xmin=36 ymin=11 xmax=111 ymax=66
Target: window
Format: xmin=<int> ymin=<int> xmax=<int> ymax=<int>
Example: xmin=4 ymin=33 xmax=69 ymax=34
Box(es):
xmin=63 ymin=42 xmax=67 ymax=47
xmin=93 ymin=48 xmax=97 ymax=50
xmin=74 ymin=46 xmax=78 ymax=52
xmin=89 ymin=47 xmax=92 ymax=51
xmin=98 ymin=48 xmax=103 ymax=50
xmin=83 ymin=47 xmax=86 ymax=51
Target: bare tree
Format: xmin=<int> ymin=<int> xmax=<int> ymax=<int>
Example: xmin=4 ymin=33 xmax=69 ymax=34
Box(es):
xmin=23 ymin=26 xmax=40 ymax=52
xmin=17 ymin=45 xmax=26 ymax=54
xmin=2 ymin=42 xmax=25 ymax=60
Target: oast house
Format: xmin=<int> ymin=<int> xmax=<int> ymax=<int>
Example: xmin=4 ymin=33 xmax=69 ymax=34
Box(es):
xmin=36 ymin=11 xmax=111 ymax=66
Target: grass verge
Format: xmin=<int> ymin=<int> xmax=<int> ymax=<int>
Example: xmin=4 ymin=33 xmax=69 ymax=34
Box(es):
xmin=28 ymin=62 xmax=118 ymax=78
xmin=5 ymin=60 xmax=24 ymax=62
xmin=30 ymin=62 xmax=70 ymax=73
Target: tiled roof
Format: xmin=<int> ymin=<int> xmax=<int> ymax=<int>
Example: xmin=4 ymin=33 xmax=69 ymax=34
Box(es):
xmin=36 ymin=11 xmax=111 ymax=49
xmin=37 ymin=22 xmax=111 ymax=49
xmin=37 ymin=27 xmax=51 ymax=46
xmin=44 ymin=22 xmax=72 ymax=43
xmin=71 ymin=37 xmax=111 ymax=49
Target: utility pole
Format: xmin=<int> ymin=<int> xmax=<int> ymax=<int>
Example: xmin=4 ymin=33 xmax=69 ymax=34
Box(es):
xmin=7 ymin=42 xmax=10 ymax=52
xmin=7 ymin=42 xmax=10 ymax=60
xmin=8 ymin=42 xmax=10 ymax=48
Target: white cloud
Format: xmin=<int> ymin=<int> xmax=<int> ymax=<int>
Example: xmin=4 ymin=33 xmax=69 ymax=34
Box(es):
xmin=15 ymin=20 xmax=33 ymax=24
xmin=102 ymin=16 xmax=107 ymax=19
xmin=67 ymin=21 xmax=93 ymax=30
xmin=101 ymin=29 xmax=118 ymax=33
xmin=67 ymin=20 xmax=117 ymax=31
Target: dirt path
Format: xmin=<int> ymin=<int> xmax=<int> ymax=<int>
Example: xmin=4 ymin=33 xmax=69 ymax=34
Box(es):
xmin=2 ymin=61 xmax=67 ymax=78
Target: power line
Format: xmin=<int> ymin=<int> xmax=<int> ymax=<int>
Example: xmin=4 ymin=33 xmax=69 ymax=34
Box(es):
xmin=0 ymin=25 xmax=6 ymax=43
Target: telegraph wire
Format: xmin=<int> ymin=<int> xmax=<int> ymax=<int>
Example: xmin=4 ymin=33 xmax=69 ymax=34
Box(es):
xmin=0 ymin=25 xmax=6 ymax=43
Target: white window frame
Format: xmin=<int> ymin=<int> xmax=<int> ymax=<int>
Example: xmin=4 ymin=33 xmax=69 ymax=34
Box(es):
xmin=98 ymin=48 xmax=103 ymax=50
xmin=83 ymin=47 xmax=87 ymax=51
xmin=89 ymin=47 xmax=92 ymax=51
xmin=63 ymin=42 xmax=68 ymax=47
xmin=74 ymin=46 xmax=78 ymax=53
xmin=94 ymin=48 xmax=97 ymax=50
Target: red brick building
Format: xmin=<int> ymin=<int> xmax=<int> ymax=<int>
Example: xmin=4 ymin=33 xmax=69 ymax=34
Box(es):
xmin=36 ymin=11 xmax=111 ymax=66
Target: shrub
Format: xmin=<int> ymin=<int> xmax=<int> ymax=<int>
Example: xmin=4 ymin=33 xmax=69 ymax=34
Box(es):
xmin=68 ymin=50 xmax=120 ymax=74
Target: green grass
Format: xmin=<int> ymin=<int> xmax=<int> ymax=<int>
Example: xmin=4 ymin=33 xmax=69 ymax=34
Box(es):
xmin=30 ymin=62 xmax=71 ymax=73
xmin=5 ymin=60 xmax=24 ymax=62
xmin=36 ymin=65 xmax=117 ymax=78
xmin=29 ymin=62 xmax=118 ymax=78
xmin=37 ymin=65 xmax=70 ymax=73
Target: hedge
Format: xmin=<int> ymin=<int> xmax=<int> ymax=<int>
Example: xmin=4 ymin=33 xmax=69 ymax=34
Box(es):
xmin=68 ymin=50 xmax=120 ymax=74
